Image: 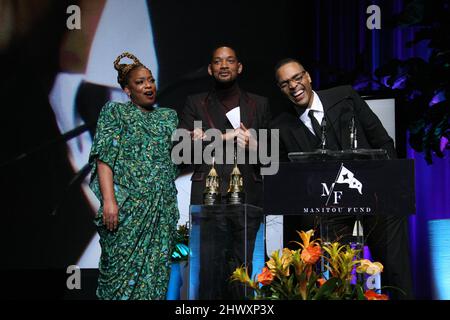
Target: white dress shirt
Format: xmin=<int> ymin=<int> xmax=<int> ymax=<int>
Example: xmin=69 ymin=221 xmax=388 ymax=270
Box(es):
xmin=299 ymin=91 xmax=324 ymax=136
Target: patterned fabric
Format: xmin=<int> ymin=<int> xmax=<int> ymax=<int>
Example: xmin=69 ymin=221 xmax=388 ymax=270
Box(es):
xmin=88 ymin=101 xmax=179 ymax=300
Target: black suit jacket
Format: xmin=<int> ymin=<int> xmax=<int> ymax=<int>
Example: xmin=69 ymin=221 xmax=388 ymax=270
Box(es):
xmin=270 ymin=86 xmax=415 ymax=300
xmin=271 ymin=85 xmax=396 ymax=160
xmin=178 ymin=87 xmax=271 ymax=206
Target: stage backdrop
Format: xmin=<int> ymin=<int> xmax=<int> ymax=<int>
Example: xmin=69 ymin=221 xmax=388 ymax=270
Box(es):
xmin=1 ymin=0 xmax=448 ymax=300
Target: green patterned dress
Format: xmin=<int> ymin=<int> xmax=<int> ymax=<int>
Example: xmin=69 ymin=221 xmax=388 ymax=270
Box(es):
xmin=88 ymin=101 xmax=179 ymax=300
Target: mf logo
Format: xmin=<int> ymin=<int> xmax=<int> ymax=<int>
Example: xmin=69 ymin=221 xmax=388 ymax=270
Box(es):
xmin=321 ymin=164 xmax=363 ymax=205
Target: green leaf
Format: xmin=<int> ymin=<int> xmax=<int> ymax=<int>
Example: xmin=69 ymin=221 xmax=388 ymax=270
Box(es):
xmin=355 ymin=284 xmax=366 ymax=300
xmin=286 ymin=274 xmax=295 ymax=296
xmin=312 ymin=277 xmax=342 ymax=300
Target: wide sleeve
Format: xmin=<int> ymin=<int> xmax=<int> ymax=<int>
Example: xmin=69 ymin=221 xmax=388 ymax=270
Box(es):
xmin=165 ymin=108 xmax=180 ymax=179
xmin=88 ymin=102 xmax=123 ymax=200
xmin=166 ymin=107 xmax=179 ymax=137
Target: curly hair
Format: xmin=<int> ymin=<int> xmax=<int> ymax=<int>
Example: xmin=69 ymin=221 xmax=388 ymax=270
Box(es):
xmin=113 ymin=52 xmax=149 ymax=89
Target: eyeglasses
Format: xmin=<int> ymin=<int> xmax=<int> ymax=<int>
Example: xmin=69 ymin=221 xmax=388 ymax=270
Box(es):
xmin=278 ymin=70 xmax=307 ymax=90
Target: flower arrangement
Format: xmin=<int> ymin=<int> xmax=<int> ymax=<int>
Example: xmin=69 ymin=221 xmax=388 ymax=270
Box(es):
xmin=231 ymin=230 xmax=389 ymax=300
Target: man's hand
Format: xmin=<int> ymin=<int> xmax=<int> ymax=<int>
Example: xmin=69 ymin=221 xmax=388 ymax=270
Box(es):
xmin=236 ymin=122 xmax=257 ymax=151
xmin=221 ymin=129 xmax=239 ymax=142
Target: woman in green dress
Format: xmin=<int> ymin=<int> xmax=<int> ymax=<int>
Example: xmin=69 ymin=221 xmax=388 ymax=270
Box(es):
xmin=88 ymin=52 xmax=179 ymax=300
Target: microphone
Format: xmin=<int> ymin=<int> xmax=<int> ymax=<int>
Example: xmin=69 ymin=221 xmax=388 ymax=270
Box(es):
xmin=350 ymin=116 xmax=357 ymax=149
xmin=320 ymin=116 xmax=327 ymax=150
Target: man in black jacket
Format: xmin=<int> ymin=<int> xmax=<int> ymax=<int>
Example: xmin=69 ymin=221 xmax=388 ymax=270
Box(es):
xmin=177 ymin=46 xmax=271 ymax=299
xmin=178 ymin=46 xmax=271 ymax=207
xmin=272 ymin=58 xmax=413 ymax=299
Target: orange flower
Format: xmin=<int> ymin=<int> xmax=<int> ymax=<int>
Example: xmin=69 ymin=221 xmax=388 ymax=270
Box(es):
xmin=257 ymin=267 xmax=274 ymax=286
xmin=364 ymin=290 xmax=389 ymax=300
xmin=317 ymin=278 xmax=326 ymax=287
xmin=301 ymin=245 xmax=321 ymax=264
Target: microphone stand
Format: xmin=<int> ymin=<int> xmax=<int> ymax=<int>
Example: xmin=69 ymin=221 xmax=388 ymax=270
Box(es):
xmin=320 ymin=117 xmax=327 ymax=150
xmin=349 ymin=116 xmax=364 ymax=273
xmin=318 ymin=116 xmax=329 ymax=265
xmin=350 ymin=117 xmax=357 ymax=150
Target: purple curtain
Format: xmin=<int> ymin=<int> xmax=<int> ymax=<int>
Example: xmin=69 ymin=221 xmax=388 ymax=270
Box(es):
xmin=312 ymin=0 xmax=450 ymax=299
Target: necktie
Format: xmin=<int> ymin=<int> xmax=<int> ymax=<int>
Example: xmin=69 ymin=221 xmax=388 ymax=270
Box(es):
xmin=308 ymin=110 xmax=322 ymax=137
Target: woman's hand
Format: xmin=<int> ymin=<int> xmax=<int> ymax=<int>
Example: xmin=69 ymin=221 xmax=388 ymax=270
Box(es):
xmin=97 ymin=160 xmax=119 ymax=232
xmin=103 ymin=199 xmax=119 ymax=231
xmin=191 ymin=128 xmax=206 ymax=140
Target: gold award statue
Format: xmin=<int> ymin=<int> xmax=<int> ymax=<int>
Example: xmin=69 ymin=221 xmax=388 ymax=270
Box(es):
xmin=203 ymin=156 xmax=221 ymax=205
xmin=226 ymin=149 xmax=246 ymax=204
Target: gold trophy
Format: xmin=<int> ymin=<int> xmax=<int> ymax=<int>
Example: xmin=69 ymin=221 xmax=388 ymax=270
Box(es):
xmin=203 ymin=156 xmax=221 ymax=205
xmin=226 ymin=149 xmax=246 ymax=204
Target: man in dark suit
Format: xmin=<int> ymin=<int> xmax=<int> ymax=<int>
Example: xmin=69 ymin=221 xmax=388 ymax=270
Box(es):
xmin=178 ymin=46 xmax=271 ymax=299
xmin=179 ymin=47 xmax=271 ymax=207
xmin=272 ymin=58 xmax=413 ymax=299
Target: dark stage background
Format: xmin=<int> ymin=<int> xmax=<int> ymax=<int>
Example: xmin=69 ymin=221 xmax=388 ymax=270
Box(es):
xmin=0 ymin=0 xmax=448 ymax=300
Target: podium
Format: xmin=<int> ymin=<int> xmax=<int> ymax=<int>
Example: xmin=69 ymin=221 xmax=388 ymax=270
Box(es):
xmin=263 ymin=150 xmax=416 ymax=251
xmin=264 ymin=155 xmax=415 ymax=217
xmin=263 ymin=150 xmax=416 ymax=291
xmin=187 ymin=204 xmax=264 ymax=300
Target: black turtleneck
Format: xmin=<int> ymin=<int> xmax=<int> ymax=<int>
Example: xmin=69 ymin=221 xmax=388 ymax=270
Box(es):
xmin=214 ymin=82 xmax=240 ymax=112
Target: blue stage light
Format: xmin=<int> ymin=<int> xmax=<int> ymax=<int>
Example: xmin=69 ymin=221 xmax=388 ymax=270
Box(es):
xmin=428 ymin=219 xmax=450 ymax=300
